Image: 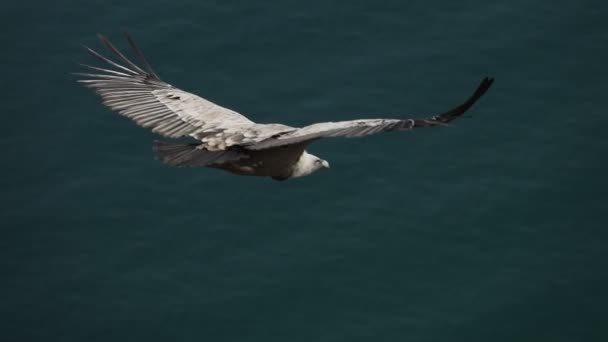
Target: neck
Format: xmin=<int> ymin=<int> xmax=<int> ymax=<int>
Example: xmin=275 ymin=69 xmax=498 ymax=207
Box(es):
xmin=290 ymin=151 xmax=318 ymax=178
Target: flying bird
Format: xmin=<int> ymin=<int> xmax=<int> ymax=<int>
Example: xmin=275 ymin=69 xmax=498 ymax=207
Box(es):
xmin=76 ymin=33 xmax=494 ymax=181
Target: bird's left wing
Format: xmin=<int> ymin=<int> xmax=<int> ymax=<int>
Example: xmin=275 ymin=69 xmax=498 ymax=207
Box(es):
xmin=248 ymin=77 xmax=494 ymax=150
xmin=75 ymin=33 xmax=254 ymax=139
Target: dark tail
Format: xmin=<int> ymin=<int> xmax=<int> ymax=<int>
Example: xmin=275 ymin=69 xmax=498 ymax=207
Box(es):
xmin=152 ymin=141 xmax=244 ymax=167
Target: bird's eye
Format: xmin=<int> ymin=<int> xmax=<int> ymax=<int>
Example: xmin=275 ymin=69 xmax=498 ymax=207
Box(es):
xmin=314 ymin=160 xmax=322 ymax=165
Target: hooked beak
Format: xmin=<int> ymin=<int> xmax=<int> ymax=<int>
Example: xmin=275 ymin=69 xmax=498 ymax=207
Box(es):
xmin=321 ymin=160 xmax=330 ymax=169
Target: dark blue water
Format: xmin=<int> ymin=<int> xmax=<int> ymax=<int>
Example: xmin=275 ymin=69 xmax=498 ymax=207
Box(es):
xmin=2 ymin=1 xmax=608 ymax=341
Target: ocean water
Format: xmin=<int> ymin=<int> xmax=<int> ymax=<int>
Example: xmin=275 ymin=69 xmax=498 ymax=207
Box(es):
xmin=2 ymin=1 xmax=608 ymax=341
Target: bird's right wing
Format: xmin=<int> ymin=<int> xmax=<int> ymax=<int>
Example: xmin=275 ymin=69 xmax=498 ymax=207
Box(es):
xmin=249 ymin=77 xmax=494 ymax=150
xmin=76 ymin=33 xmax=254 ymax=139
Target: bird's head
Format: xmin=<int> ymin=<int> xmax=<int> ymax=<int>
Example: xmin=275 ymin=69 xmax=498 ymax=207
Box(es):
xmin=290 ymin=151 xmax=330 ymax=178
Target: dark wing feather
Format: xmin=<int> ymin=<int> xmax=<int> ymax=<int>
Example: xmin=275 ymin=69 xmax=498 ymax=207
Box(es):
xmin=153 ymin=141 xmax=246 ymax=167
xmin=124 ymin=32 xmax=159 ymax=79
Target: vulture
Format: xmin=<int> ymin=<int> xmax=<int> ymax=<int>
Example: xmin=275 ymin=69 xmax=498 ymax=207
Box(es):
xmin=76 ymin=33 xmax=494 ymax=181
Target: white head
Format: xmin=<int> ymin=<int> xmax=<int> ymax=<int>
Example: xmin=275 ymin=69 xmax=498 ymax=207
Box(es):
xmin=290 ymin=151 xmax=330 ymax=178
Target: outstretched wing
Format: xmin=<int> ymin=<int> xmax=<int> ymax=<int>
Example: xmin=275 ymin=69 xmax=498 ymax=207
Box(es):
xmin=248 ymin=77 xmax=494 ymax=150
xmin=75 ymin=33 xmax=254 ymax=139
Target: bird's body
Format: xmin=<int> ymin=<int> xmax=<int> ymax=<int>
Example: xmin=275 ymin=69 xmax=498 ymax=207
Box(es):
xmin=154 ymin=140 xmax=322 ymax=180
xmin=77 ymin=34 xmax=494 ymax=181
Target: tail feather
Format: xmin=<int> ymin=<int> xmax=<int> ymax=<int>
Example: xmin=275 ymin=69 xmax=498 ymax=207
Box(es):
xmin=152 ymin=141 xmax=244 ymax=167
